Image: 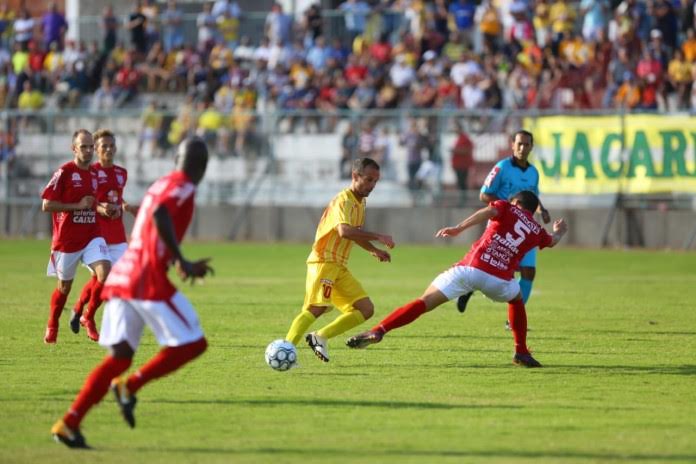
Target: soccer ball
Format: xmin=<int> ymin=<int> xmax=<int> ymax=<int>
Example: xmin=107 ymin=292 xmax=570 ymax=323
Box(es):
xmin=265 ymin=339 xmax=297 ymax=371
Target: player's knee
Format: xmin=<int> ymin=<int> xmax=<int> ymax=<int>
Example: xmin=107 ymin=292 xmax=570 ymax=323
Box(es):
xmin=196 ymin=337 xmax=208 ymax=354
xmin=357 ymin=301 xmax=374 ymax=319
xmin=520 ymin=267 xmax=536 ymax=281
xmin=110 ymin=341 xmax=135 ymax=359
xmin=95 ymin=261 xmax=112 ymax=282
xmin=58 ymin=280 xmax=72 ymax=294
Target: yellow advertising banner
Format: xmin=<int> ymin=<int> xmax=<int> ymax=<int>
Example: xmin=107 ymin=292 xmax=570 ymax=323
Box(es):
xmin=527 ymin=115 xmax=696 ymax=194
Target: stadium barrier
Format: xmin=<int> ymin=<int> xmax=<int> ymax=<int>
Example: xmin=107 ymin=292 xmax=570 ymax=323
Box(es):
xmin=1 ymin=108 xmax=695 ymax=248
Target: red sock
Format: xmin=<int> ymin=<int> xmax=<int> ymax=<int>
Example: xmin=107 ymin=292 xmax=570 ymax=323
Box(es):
xmin=83 ymin=280 xmax=105 ymax=320
xmin=74 ymin=276 xmax=96 ymax=314
xmin=48 ymin=289 xmax=68 ymax=327
xmin=372 ymin=299 xmax=427 ymax=334
xmin=508 ymin=299 xmax=529 ymax=355
xmin=63 ymin=355 xmax=132 ymax=430
xmin=127 ymin=338 xmax=207 ymax=394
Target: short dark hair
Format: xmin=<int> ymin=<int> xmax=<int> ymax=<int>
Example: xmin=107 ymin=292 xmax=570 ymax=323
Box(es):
xmin=71 ymin=129 xmax=91 ymax=145
xmin=512 ymin=130 xmax=534 ymax=145
xmin=510 ymin=190 xmax=540 ymax=213
xmin=352 ymin=157 xmax=380 ymax=175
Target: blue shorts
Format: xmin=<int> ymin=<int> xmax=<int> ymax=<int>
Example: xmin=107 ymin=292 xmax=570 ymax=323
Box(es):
xmin=519 ymin=247 xmax=537 ymax=269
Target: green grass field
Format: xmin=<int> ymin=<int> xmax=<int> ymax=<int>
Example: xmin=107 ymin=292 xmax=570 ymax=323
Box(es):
xmin=2 ymin=239 xmax=696 ymax=464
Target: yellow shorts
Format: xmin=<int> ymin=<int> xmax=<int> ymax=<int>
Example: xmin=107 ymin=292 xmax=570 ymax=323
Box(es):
xmin=303 ymin=262 xmax=368 ymax=313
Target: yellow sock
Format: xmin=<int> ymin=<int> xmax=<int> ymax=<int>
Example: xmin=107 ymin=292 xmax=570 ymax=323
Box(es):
xmin=285 ymin=311 xmax=317 ymax=346
xmin=316 ymin=311 xmax=366 ymax=339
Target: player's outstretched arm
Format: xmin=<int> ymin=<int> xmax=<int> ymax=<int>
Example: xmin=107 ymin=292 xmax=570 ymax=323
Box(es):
xmin=336 ymin=223 xmax=395 ymax=249
xmin=153 ymin=205 xmax=214 ymax=283
xmin=436 ymin=205 xmax=498 ymax=238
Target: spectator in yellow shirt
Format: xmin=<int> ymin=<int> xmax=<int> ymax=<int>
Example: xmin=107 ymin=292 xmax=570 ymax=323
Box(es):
xmin=549 ymin=0 xmax=576 ymax=51
xmin=682 ymin=28 xmax=696 ymax=63
xmin=667 ymin=49 xmax=692 ymax=109
xmin=18 ymin=80 xmax=44 ymax=110
xmin=196 ymin=101 xmax=228 ymax=155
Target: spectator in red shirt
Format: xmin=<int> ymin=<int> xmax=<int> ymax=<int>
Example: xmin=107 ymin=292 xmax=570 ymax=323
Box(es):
xmin=344 ymin=53 xmax=368 ymax=86
xmin=369 ymin=33 xmax=392 ymax=64
xmin=450 ymin=122 xmax=474 ymax=205
xmin=114 ymin=55 xmax=141 ymax=107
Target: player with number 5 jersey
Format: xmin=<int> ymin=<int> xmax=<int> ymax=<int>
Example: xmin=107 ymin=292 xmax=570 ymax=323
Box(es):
xmin=347 ymin=191 xmax=567 ymax=368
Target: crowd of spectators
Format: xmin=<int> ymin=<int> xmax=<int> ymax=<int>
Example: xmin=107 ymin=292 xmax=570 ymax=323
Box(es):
xmin=1 ymin=0 xmax=696 ymax=152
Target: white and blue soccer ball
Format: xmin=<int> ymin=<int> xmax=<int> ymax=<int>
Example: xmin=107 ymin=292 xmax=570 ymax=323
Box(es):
xmin=265 ymin=339 xmax=297 ymax=371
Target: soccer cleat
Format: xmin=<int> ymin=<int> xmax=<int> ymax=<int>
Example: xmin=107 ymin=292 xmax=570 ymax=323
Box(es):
xmin=44 ymin=325 xmax=58 ymax=344
xmin=505 ymin=320 xmax=511 ymax=331
xmin=69 ymin=310 xmax=81 ymax=334
xmin=513 ymin=352 xmax=542 ymax=368
xmin=79 ymin=316 xmax=99 ymax=342
xmin=305 ymin=332 xmax=329 ymax=362
xmin=111 ymin=376 xmax=137 ymax=428
xmin=345 ymin=330 xmax=384 ymax=349
xmin=51 ymin=420 xmax=89 ymax=449
xmin=456 ymin=292 xmax=473 ymax=313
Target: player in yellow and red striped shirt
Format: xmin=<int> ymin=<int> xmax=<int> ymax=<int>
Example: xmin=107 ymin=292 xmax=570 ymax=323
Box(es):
xmin=284 ymin=158 xmax=395 ymax=363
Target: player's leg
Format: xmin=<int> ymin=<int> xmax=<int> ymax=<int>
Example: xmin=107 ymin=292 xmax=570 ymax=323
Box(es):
xmin=316 ymin=296 xmax=372 ymax=337
xmin=286 ymin=305 xmax=327 ymax=346
xmin=54 ymin=342 xmax=133 ymax=446
xmin=286 ymin=263 xmax=336 ymax=360
xmin=313 ymin=267 xmax=371 ymax=344
xmin=112 ymin=293 xmax=207 ymax=427
xmin=44 ymin=250 xmax=81 ymax=344
xmin=347 ymin=266 xmax=472 ymax=348
xmin=475 ymin=270 xmax=541 ymax=367
xmin=71 ymin=273 xmax=96 ymax=333
xmin=518 ymin=247 xmax=537 ymax=304
xmin=71 ymin=243 xmax=124 ymax=334
xmin=504 ymin=248 xmax=536 ymax=330
xmin=52 ymin=298 xmax=143 ymax=447
xmin=80 ymin=238 xmax=113 ymax=341
xmin=456 ymin=291 xmax=474 ymax=313
xmin=508 ymin=295 xmax=541 ymax=368
xmin=346 ymin=286 xmax=449 ymax=349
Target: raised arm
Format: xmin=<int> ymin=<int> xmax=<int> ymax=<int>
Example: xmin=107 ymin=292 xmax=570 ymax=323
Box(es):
xmin=537 ymin=200 xmax=551 ymax=224
xmin=435 ymin=204 xmax=499 ymax=238
xmin=548 ymin=218 xmax=568 ymax=247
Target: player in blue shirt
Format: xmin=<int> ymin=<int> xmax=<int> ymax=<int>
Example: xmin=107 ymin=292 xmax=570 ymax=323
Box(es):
xmin=457 ymin=130 xmax=550 ymax=321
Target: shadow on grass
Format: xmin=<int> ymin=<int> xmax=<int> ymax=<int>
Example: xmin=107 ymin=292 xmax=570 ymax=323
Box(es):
xmin=581 ymin=329 xmax=696 ymax=336
xmin=132 ymin=445 xmax=696 ymax=462
xmin=539 ymin=364 xmax=696 ymax=376
xmin=149 ymin=397 xmax=521 ymax=410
